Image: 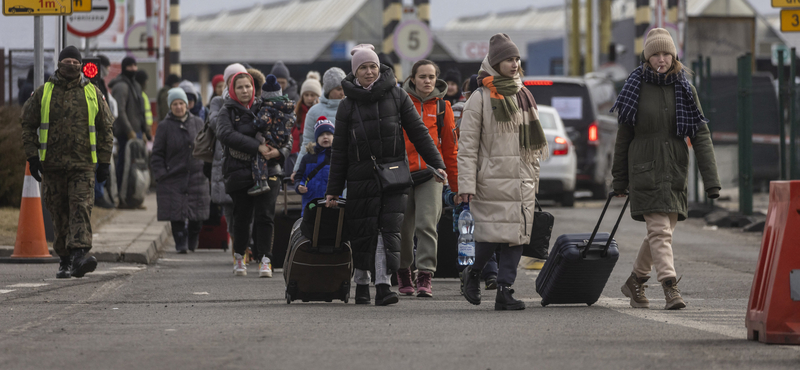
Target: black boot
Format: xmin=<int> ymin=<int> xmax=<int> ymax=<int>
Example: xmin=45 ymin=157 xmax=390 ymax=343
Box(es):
xmin=461 ymin=266 xmax=481 ymax=305
xmin=56 ymin=255 xmax=72 ymax=279
xmin=495 ymin=285 xmax=525 ymax=311
xmin=70 ymin=248 xmax=97 ymax=278
xmin=355 ymin=284 xmax=371 ymax=305
xmin=374 ymin=284 xmax=398 ymax=306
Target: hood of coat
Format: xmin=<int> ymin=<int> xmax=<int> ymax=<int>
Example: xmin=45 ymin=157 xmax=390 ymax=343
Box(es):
xmin=109 ymin=73 xmax=137 ymax=89
xmin=223 ymin=96 xmax=259 ymax=116
xmin=319 ymin=95 xmax=341 ymax=109
xmin=402 ymin=78 xmax=447 ymax=103
xmin=341 ymin=64 xmax=397 ymax=103
xmin=228 ymin=72 xmax=255 ymax=109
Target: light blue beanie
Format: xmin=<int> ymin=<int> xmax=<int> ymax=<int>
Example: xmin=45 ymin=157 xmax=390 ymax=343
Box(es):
xmin=167 ymin=87 xmax=188 ymax=108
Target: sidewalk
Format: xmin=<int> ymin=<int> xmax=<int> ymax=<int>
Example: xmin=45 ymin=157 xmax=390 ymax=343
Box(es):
xmin=0 ymin=193 xmax=171 ymax=264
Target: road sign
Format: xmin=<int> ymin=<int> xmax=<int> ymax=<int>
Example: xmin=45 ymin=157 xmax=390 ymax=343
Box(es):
xmin=781 ymin=9 xmax=800 ymax=32
xmin=773 ymin=44 xmax=791 ymax=66
xmin=124 ymin=22 xmax=160 ymax=56
xmin=66 ymin=0 xmax=114 ymax=38
xmin=72 ymin=0 xmax=90 ymax=12
xmin=3 ymin=0 xmax=72 ymax=16
xmin=393 ymin=19 xmax=433 ymax=62
xmin=773 ymin=0 xmax=800 ymax=8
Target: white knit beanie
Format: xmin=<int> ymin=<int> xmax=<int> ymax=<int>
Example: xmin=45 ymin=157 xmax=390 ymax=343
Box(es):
xmin=300 ymin=71 xmax=322 ymax=97
xmin=223 ymin=63 xmax=247 ymax=85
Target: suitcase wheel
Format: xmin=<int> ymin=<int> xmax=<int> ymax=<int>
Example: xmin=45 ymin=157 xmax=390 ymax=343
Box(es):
xmin=587 ymin=302 xmax=595 ymax=306
xmin=541 ymin=301 xmax=548 ymax=307
xmin=343 ymin=293 xmax=349 ymax=304
xmin=285 ymin=291 xmax=292 ymax=304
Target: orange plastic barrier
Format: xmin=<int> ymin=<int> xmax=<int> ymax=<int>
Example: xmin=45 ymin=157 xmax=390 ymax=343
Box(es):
xmin=745 ymin=181 xmax=800 ymax=344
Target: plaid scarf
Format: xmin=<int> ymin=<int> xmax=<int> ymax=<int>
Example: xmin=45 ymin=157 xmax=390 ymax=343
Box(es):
xmin=477 ymin=57 xmax=548 ymax=163
xmin=610 ymin=64 xmax=708 ymax=138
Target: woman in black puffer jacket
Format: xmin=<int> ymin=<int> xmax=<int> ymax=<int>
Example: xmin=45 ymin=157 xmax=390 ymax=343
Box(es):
xmin=216 ymin=72 xmax=292 ymax=278
xmin=325 ymin=44 xmax=446 ymax=306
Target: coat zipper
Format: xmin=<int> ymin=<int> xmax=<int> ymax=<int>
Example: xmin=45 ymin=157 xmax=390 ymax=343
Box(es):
xmin=521 ymin=204 xmax=528 ymax=236
xmin=351 ymin=129 xmax=360 ymax=161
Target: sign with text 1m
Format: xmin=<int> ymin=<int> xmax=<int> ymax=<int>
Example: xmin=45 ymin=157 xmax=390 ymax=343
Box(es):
xmin=3 ymin=0 xmax=72 ymax=15
xmin=773 ymin=0 xmax=800 ymax=8
xmin=782 ymin=9 xmax=800 ymax=32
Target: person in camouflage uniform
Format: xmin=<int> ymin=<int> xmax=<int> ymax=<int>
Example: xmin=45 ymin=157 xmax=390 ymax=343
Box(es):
xmin=20 ymin=46 xmax=115 ymax=279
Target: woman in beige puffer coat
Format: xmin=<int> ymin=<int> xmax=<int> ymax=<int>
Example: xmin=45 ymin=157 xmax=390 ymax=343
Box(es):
xmin=458 ymin=34 xmax=546 ymax=311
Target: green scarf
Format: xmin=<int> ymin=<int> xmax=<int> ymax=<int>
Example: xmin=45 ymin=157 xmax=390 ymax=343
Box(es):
xmin=481 ymin=74 xmax=549 ymax=162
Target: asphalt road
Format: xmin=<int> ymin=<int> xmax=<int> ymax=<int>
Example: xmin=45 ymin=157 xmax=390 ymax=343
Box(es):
xmin=1 ymin=199 xmax=798 ymax=369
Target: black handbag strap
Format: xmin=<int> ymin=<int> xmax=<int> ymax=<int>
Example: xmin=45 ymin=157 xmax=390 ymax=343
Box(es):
xmin=535 ymin=199 xmax=543 ymax=212
xmin=353 ymin=104 xmax=379 ymax=163
xmin=304 ymin=155 xmax=331 ymax=184
xmin=582 ymin=191 xmax=630 ymax=258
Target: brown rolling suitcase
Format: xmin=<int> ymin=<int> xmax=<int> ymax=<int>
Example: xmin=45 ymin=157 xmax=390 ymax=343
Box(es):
xmin=283 ymin=199 xmax=352 ymax=304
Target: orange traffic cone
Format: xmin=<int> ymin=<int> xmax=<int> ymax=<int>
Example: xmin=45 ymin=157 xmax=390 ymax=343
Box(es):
xmin=0 ymin=163 xmax=58 ymax=263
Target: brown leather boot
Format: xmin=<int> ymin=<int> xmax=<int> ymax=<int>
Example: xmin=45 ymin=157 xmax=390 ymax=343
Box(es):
xmin=621 ymin=272 xmax=650 ymax=308
xmin=661 ymin=277 xmax=686 ymax=310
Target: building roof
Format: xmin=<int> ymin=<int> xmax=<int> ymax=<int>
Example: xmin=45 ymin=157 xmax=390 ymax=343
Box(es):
xmin=181 ymin=0 xmax=369 ymax=64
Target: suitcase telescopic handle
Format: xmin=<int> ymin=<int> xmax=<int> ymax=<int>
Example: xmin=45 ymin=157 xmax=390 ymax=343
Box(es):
xmin=316 ymin=198 xmax=346 ymax=208
xmin=582 ymin=191 xmax=630 ymax=258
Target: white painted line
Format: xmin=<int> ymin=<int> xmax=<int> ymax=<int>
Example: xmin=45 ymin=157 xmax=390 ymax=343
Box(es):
xmin=193 ymin=292 xmax=209 ymax=295
xmin=165 ymin=329 xmax=176 ymax=332
xmin=594 ymin=297 xmax=747 ymax=339
xmin=110 ymin=266 xmax=146 ymax=270
xmin=6 ymin=283 xmax=49 ymax=288
xmin=0 ymin=289 xmax=16 ymax=294
xmin=158 ymin=258 xmax=202 ymax=262
xmin=112 ymin=308 xmax=119 ymax=310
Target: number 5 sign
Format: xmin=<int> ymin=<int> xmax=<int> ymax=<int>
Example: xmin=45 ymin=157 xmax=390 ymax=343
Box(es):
xmin=781 ymin=9 xmax=800 ymax=32
xmin=393 ymin=19 xmax=433 ymax=62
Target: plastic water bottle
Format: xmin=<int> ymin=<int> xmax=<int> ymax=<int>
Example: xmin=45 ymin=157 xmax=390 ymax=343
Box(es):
xmin=457 ymin=205 xmax=475 ymax=266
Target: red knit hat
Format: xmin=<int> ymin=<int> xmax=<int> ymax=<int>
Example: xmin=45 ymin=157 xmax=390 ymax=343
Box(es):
xmin=212 ymin=74 xmax=224 ymax=88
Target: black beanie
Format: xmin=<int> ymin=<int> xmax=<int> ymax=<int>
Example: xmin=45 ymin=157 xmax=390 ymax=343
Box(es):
xmin=467 ymin=74 xmax=479 ymax=93
xmin=135 ymin=70 xmax=148 ymax=85
xmin=443 ymin=69 xmax=462 ymax=84
xmin=262 ymin=74 xmax=281 ymax=93
xmin=378 ymin=52 xmax=395 ymax=71
xmin=58 ymin=46 xmax=82 ymax=63
xmin=121 ymin=56 xmax=137 ymax=70
xmin=165 ymin=74 xmax=181 ymax=86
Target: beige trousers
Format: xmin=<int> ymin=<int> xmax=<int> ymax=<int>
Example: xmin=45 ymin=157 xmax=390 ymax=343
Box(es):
xmin=399 ymin=179 xmax=443 ymax=273
xmin=633 ymin=212 xmax=679 ymax=282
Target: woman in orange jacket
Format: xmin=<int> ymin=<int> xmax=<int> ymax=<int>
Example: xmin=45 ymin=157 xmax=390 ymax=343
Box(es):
xmin=396 ymin=59 xmax=459 ymax=297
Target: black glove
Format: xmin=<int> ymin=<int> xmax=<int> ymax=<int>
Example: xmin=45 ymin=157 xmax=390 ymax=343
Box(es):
xmin=203 ymin=162 xmax=212 ymax=179
xmin=96 ymin=163 xmax=110 ymax=183
xmin=27 ymin=156 xmax=42 ymax=182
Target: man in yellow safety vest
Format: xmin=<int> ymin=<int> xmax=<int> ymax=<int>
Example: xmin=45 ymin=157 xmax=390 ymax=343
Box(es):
xmin=20 ymin=46 xmax=115 ymax=279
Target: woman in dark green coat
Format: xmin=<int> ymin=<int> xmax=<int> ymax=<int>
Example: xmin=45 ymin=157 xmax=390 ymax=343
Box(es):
xmin=610 ymin=28 xmax=720 ymax=311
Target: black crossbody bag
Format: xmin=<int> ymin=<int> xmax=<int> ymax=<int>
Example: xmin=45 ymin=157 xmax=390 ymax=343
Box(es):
xmin=353 ymin=104 xmax=413 ymax=192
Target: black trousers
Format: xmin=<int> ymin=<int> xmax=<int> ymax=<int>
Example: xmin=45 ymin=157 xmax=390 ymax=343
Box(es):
xmin=229 ymin=176 xmax=281 ymax=260
xmin=170 ymin=220 xmax=202 ymax=252
xmin=474 ymin=242 xmax=523 ymax=287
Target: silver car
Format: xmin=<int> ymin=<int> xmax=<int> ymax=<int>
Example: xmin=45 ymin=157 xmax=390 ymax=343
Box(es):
xmin=537 ymin=105 xmax=577 ymax=207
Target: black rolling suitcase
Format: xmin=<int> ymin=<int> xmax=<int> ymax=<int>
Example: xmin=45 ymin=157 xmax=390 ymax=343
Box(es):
xmin=536 ymin=192 xmax=629 ymax=307
xmin=284 ymin=199 xmax=352 ymax=304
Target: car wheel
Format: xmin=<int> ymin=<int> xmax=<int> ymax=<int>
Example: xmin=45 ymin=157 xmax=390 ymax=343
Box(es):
xmin=561 ymin=191 xmax=575 ymax=207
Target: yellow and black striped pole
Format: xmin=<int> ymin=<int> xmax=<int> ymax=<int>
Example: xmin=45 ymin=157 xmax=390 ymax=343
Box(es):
xmin=634 ymin=0 xmax=650 ymax=60
xmin=383 ymin=0 xmax=402 ymax=79
xmin=415 ymin=0 xmax=430 ymax=26
xmin=169 ymin=0 xmax=181 ymax=76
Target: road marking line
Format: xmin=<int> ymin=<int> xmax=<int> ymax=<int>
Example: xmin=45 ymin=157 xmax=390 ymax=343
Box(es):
xmin=595 ymin=297 xmax=746 ymax=339
xmin=6 ymin=283 xmax=49 ymax=288
xmin=110 ymin=266 xmax=146 ymax=270
xmin=87 ymin=271 xmax=116 ymax=275
xmin=193 ymin=292 xmax=209 ymax=295
xmin=0 ymin=289 xmax=16 ymax=294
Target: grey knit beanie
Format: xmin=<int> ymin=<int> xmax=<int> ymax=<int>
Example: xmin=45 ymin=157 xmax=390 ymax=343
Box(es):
xmin=322 ymin=67 xmax=346 ymax=98
xmin=487 ymin=33 xmax=520 ymax=67
xmin=271 ymin=61 xmax=290 ymax=80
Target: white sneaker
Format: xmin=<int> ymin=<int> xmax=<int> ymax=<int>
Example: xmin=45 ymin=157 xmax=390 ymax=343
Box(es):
xmin=259 ymin=257 xmax=273 ymax=278
xmin=234 ymin=253 xmax=247 ymax=276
